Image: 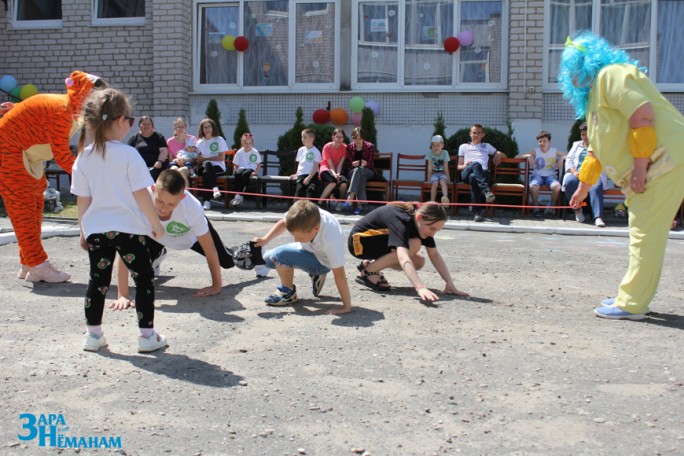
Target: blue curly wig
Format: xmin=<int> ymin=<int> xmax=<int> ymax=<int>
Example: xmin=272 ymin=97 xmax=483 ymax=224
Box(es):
xmin=559 ymin=31 xmax=641 ymax=119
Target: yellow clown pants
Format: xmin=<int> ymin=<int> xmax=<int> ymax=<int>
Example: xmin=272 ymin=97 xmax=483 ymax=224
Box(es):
xmin=615 ymin=164 xmax=684 ymax=314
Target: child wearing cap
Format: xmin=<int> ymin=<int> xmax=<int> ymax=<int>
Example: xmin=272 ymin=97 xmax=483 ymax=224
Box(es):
xmin=426 ymin=135 xmax=451 ymax=204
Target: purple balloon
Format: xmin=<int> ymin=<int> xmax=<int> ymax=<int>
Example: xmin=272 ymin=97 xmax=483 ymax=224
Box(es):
xmin=366 ymin=100 xmax=380 ymax=116
xmin=458 ymin=30 xmax=474 ymax=47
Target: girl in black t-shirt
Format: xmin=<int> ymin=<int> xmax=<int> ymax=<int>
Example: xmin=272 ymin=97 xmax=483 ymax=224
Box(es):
xmin=348 ymin=203 xmax=468 ymax=302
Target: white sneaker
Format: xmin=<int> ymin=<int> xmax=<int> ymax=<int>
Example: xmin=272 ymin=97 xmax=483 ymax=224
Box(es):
xmin=138 ymin=331 xmax=168 ymax=353
xmin=18 ymin=265 xmax=30 ymax=279
xmin=440 ymin=196 xmax=450 ymax=204
xmin=254 ymin=264 xmax=270 ymax=278
xmin=484 ymin=191 xmax=496 ymax=203
xmin=25 ymin=261 xmax=71 ymax=283
xmin=152 ymin=248 xmax=166 ymax=277
xmin=231 ymin=194 xmax=243 ymax=207
xmin=83 ymin=333 xmax=107 ymax=352
xmin=595 ymin=217 xmax=606 ymax=228
xmin=203 ymin=200 xmax=212 ymax=210
xmin=574 ymin=209 xmax=585 ymax=223
xmin=212 ymin=186 xmax=222 ymax=199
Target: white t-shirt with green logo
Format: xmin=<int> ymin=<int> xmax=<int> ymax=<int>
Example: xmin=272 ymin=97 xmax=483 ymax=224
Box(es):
xmin=148 ymin=188 xmax=209 ymax=250
xmin=295 ymin=146 xmax=321 ymax=176
xmin=197 ymin=136 xmax=229 ymax=172
xmin=233 ymin=147 xmax=262 ymax=171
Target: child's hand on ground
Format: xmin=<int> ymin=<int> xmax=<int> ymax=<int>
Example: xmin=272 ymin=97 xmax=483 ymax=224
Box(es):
xmin=109 ymin=296 xmax=134 ymax=310
xmin=417 ymin=287 xmax=440 ymax=302
xmin=326 ymin=306 xmax=352 ymax=315
xmin=194 ymin=285 xmax=222 ymax=297
xmin=442 ymin=283 xmax=469 ymax=297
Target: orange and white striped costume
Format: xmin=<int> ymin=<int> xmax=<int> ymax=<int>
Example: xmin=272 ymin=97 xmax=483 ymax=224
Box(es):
xmin=0 ymin=71 xmax=101 ymax=275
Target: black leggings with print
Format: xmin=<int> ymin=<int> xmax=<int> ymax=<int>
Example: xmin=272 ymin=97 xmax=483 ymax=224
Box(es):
xmin=85 ymin=231 xmax=155 ymax=328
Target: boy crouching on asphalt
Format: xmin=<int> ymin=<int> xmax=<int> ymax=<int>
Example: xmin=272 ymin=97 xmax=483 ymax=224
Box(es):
xmin=252 ymin=200 xmax=352 ymax=315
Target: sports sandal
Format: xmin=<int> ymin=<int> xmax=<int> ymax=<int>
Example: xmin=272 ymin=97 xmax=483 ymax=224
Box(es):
xmin=356 ymin=261 xmax=391 ymax=290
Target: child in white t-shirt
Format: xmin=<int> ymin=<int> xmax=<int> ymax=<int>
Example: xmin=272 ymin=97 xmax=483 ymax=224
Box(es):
xmin=253 ymin=200 xmax=352 ymax=315
xmin=70 ymin=88 xmax=168 ymax=353
xmin=291 ymin=128 xmax=321 ymax=200
xmin=231 ymin=132 xmax=262 ymax=207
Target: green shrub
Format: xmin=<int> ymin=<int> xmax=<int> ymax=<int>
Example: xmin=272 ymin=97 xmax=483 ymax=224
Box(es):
xmin=432 ymin=113 xmax=447 ymax=148
xmin=360 ymin=107 xmax=378 ymax=149
xmin=567 ymin=118 xmax=585 ymax=150
xmin=205 ymin=99 xmax=226 ymax=139
xmin=232 ymin=109 xmax=250 ymax=149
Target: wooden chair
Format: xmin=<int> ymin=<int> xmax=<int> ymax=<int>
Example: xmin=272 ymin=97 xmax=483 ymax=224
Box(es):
xmin=189 ymin=150 xmax=236 ymax=208
xmin=491 ymin=157 xmax=530 ymax=217
xmin=258 ymin=149 xmax=296 ymax=208
xmin=392 ymin=153 xmax=427 ymax=201
xmin=365 ymin=152 xmax=393 ymax=203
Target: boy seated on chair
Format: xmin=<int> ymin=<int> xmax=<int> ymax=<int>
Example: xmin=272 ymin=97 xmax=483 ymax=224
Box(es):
xmin=457 ymin=124 xmax=506 ymax=222
xmin=252 ymin=200 xmax=352 ymax=315
xmin=518 ymin=131 xmax=566 ymax=218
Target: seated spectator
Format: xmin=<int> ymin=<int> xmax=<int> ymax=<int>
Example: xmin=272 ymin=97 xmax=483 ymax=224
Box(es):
xmin=290 ymin=128 xmax=321 ymax=201
xmin=231 ymin=132 xmax=262 ymax=207
xmin=562 ymin=122 xmax=607 ymax=227
xmin=457 ymin=124 xmax=505 ymax=222
xmin=319 ymin=128 xmax=348 ymax=208
xmin=166 ymin=117 xmax=198 ymax=186
xmin=128 ymin=116 xmax=168 ymax=181
xmin=426 ymin=134 xmax=451 ymax=205
xmin=195 ymin=118 xmax=230 ymax=210
xmin=518 ymin=131 xmax=566 ymax=218
xmin=348 ymin=202 xmax=468 ymax=301
xmin=340 ymin=127 xmax=376 ymax=215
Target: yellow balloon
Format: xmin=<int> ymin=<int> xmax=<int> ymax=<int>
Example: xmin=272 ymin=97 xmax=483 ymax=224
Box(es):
xmin=20 ymin=84 xmax=38 ymax=100
xmin=221 ymin=35 xmax=236 ymax=51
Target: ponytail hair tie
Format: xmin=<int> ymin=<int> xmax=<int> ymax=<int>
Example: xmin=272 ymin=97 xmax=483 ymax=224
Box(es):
xmin=102 ymin=114 xmax=108 ymax=120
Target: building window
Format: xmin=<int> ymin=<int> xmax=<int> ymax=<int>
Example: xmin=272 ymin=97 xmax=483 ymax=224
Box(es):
xmin=195 ymin=1 xmax=338 ymax=91
xmin=353 ymin=0 xmax=506 ymax=89
xmin=12 ymin=0 xmax=62 ymax=29
xmin=93 ymin=0 xmax=145 ymax=25
xmin=545 ymin=0 xmax=684 ymax=89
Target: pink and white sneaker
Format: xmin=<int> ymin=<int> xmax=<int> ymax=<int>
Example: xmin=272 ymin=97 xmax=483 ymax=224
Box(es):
xmin=18 ymin=265 xmax=30 ymax=280
xmin=25 ymin=261 xmax=71 ymax=283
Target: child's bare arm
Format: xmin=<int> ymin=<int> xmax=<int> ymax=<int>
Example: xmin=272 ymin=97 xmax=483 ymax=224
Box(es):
xmin=326 ymin=266 xmax=352 ymax=315
xmin=132 ymin=188 xmax=164 ymax=239
xmin=194 ymin=231 xmax=223 ymax=297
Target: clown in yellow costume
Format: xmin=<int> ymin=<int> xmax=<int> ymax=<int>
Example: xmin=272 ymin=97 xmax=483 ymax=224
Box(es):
xmin=560 ymin=32 xmax=684 ymax=320
xmin=0 ymin=71 xmax=105 ymax=283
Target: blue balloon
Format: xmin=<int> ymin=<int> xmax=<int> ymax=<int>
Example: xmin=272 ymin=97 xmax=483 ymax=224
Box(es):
xmin=0 ymin=75 xmax=17 ymax=94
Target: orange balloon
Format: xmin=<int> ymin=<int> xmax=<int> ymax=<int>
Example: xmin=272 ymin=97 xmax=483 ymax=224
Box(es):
xmin=330 ymin=108 xmax=348 ymax=125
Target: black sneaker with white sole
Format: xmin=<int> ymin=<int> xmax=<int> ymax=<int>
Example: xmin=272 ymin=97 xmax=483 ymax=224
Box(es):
xmin=265 ymin=285 xmax=298 ymax=306
xmin=311 ymin=273 xmax=327 ymax=297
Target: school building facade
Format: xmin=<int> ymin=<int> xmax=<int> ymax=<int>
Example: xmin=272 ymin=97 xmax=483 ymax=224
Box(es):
xmin=1 ymin=0 xmax=683 ymax=154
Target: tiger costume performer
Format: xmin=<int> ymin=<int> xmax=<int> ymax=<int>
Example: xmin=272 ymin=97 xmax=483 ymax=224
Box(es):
xmin=0 ymin=71 xmax=105 ymax=282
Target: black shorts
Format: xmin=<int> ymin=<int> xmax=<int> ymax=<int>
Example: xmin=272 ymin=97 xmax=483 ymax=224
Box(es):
xmin=320 ymin=170 xmax=348 ymax=185
xmin=347 ymin=230 xmax=393 ymax=260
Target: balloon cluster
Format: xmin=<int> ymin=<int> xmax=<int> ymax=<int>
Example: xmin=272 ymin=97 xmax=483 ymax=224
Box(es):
xmin=443 ymin=30 xmax=474 ymax=53
xmin=311 ymin=98 xmax=381 ymax=126
xmin=0 ymin=75 xmax=39 ymax=101
xmin=221 ymin=35 xmax=250 ymax=52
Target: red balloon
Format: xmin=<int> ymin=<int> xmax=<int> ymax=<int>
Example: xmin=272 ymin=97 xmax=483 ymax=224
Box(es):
xmin=443 ymin=36 xmax=460 ymax=53
xmin=234 ymin=36 xmax=249 ymax=52
xmin=312 ymin=109 xmax=330 ymax=124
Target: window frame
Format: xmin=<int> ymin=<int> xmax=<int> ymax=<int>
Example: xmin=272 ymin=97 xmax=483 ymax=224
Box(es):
xmin=91 ymin=0 xmax=146 ymax=27
xmin=351 ymin=0 xmax=508 ymax=92
xmin=11 ymin=0 xmax=63 ymax=30
xmin=543 ymin=0 xmax=683 ymax=92
xmin=192 ymin=0 xmax=340 ymax=93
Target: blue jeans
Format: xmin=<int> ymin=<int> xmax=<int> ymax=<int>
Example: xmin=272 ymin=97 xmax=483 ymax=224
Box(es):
xmin=563 ymin=173 xmax=604 ymax=219
xmin=461 ymin=162 xmax=490 ymax=214
xmin=263 ymin=243 xmax=330 ymax=276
